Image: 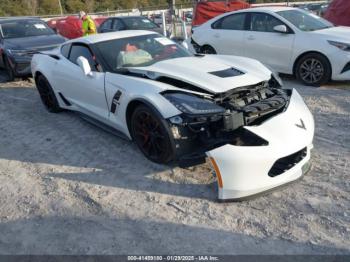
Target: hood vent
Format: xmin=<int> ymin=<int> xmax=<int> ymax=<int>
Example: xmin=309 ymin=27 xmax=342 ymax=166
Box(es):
xmin=209 ymin=67 xmax=244 ymax=78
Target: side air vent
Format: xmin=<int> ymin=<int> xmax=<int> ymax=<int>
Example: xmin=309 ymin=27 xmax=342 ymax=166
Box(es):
xmin=111 ymin=90 xmax=122 ymax=113
xmin=268 ymin=147 xmax=307 ymax=177
xmin=209 ymin=67 xmax=245 ymax=78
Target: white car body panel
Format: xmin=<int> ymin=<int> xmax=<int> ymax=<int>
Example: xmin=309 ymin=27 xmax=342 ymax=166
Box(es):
xmin=243 ymin=30 xmax=295 ymax=73
xmin=31 ymin=31 xmax=315 ymax=201
xmin=207 ymin=89 xmax=314 ymax=200
xmin=211 ymin=30 xmax=246 ymax=56
xmin=190 ymin=7 xmax=350 ymax=81
xmin=104 ymin=72 xmax=183 ymax=137
xmin=129 ymin=55 xmax=272 ymax=93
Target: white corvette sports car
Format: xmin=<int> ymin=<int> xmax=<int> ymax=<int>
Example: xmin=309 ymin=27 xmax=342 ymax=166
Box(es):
xmin=31 ymin=30 xmax=314 ymax=201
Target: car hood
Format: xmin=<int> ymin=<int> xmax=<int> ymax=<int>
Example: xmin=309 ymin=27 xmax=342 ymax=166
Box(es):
xmin=311 ymin=26 xmax=350 ymax=42
xmin=149 ymin=27 xmax=163 ymax=34
xmin=128 ymin=55 xmax=272 ymax=94
xmin=4 ymin=34 xmax=65 ymax=51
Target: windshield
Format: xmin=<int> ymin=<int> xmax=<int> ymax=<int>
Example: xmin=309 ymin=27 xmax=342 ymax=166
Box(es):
xmin=0 ymin=20 xmax=55 ymax=39
xmin=123 ymin=17 xmax=159 ymax=30
xmin=96 ymin=34 xmax=192 ymax=70
xmin=277 ymin=10 xmax=333 ymax=31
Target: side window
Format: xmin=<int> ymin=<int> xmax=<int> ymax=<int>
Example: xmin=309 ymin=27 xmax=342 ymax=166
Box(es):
xmin=68 ymin=44 xmax=96 ymax=71
xmin=112 ymin=19 xmax=124 ymax=30
xmin=250 ymin=13 xmax=284 ymax=32
xmin=212 ymin=13 xmax=246 ymax=30
xmin=100 ymin=19 xmax=112 ymax=31
xmin=61 ymin=44 xmax=70 ymax=58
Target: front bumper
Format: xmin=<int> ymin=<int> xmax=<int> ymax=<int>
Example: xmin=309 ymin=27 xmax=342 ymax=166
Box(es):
xmin=206 ymin=89 xmax=315 ymax=201
xmin=8 ymin=55 xmax=32 ymax=76
xmin=328 ymin=50 xmax=350 ymax=81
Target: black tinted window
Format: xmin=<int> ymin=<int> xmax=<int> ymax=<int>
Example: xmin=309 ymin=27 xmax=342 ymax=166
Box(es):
xmin=1 ymin=20 xmax=54 ymax=39
xmin=250 ymin=13 xmax=283 ymax=32
xmin=112 ymin=19 xmax=124 ymax=30
xmin=100 ymin=19 xmax=112 ymax=30
xmin=69 ymin=44 xmax=96 ymax=70
xmin=122 ymin=17 xmax=158 ymax=30
xmin=212 ymin=13 xmax=246 ymax=30
xmin=61 ymin=44 xmax=70 ymax=58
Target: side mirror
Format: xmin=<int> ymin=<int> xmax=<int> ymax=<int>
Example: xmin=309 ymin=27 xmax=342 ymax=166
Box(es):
xmin=77 ymin=56 xmax=92 ymax=76
xmin=273 ymin=25 xmax=288 ymax=34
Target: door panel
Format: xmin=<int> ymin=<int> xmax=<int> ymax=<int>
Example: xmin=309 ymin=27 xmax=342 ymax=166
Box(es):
xmin=209 ymin=13 xmax=247 ymax=56
xmin=243 ymin=13 xmax=295 ymax=73
xmin=54 ymin=44 xmax=108 ymax=122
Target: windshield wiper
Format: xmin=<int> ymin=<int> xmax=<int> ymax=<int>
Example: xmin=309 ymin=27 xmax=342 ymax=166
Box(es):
xmin=115 ymin=68 xmax=130 ymax=74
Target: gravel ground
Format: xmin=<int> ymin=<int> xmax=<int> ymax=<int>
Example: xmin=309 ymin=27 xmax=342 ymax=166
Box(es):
xmin=0 ymin=70 xmax=349 ymax=255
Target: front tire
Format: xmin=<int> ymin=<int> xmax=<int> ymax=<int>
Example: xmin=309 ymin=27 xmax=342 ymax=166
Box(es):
xmin=130 ymin=105 xmax=175 ymax=164
xmin=200 ymin=45 xmax=216 ymax=54
xmin=36 ymin=75 xmax=62 ymax=113
xmin=295 ymin=53 xmax=331 ymax=86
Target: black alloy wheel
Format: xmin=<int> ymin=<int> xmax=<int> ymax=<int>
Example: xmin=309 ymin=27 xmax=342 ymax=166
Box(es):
xmin=131 ymin=105 xmax=175 ymax=164
xmin=36 ymin=75 xmax=62 ymax=113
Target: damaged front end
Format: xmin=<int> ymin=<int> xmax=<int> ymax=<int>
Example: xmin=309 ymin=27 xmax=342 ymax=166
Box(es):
xmin=162 ymin=77 xmax=291 ymax=167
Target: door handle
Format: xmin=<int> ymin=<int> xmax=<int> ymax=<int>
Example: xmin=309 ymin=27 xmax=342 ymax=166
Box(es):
xmin=214 ymin=33 xmax=220 ymax=38
xmin=247 ymin=35 xmax=255 ymax=40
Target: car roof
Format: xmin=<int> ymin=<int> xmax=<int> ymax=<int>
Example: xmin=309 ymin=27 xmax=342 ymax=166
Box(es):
xmin=0 ymin=17 xmax=40 ymax=23
xmin=105 ymin=16 xmax=148 ymax=20
xmin=68 ymin=30 xmax=159 ymax=44
xmin=246 ymin=6 xmax=297 ymax=13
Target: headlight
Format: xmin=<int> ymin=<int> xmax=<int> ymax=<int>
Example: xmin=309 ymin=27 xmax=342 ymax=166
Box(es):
xmin=328 ymin=40 xmax=350 ymax=51
xmin=8 ymin=49 xmax=29 ymax=56
xmin=163 ymin=92 xmax=225 ymax=115
xmin=270 ymin=72 xmax=283 ymax=87
xmin=264 ymin=65 xmax=283 ymax=88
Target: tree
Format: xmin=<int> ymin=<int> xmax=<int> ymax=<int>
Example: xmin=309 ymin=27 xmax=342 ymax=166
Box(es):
xmin=37 ymin=0 xmax=61 ymax=15
xmin=0 ymin=0 xmax=323 ymax=16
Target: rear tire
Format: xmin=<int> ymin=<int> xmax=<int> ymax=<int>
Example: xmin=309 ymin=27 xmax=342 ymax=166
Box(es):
xmin=295 ymin=53 xmax=331 ymax=87
xmin=36 ymin=75 xmax=62 ymax=113
xmin=200 ymin=45 xmax=216 ymax=54
xmin=130 ymin=105 xmax=175 ymax=164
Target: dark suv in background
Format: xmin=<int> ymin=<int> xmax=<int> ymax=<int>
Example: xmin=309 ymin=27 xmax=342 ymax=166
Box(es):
xmin=0 ymin=17 xmax=66 ymax=80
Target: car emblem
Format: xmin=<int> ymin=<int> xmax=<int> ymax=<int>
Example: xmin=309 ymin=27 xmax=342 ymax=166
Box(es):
xmin=295 ymin=119 xmax=306 ymax=130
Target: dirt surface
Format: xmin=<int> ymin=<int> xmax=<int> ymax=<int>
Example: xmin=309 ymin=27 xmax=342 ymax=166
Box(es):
xmin=0 ymin=70 xmax=349 ymax=255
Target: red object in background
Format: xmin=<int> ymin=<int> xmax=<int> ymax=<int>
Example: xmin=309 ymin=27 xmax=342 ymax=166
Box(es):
xmin=324 ymin=0 xmax=350 ymax=26
xmin=47 ymin=16 xmax=107 ymax=39
xmin=192 ymin=0 xmax=250 ymax=26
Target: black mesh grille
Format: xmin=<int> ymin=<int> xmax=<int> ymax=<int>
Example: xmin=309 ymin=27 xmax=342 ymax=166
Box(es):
xmin=15 ymin=63 xmax=30 ymax=72
xmin=268 ymin=147 xmax=307 ymax=177
xmin=341 ymin=62 xmax=350 ymax=74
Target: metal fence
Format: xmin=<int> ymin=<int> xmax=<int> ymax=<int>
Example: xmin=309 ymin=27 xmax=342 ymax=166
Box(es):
xmin=32 ymin=0 xmax=329 ymax=40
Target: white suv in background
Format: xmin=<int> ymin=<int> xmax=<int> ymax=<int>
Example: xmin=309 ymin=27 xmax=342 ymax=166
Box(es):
xmin=189 ymin=7 xmax=350 ymax=86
